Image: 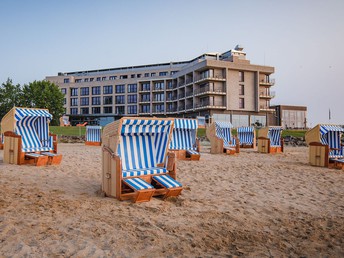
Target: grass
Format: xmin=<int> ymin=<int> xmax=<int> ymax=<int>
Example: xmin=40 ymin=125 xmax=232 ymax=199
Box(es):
xmin=50 ymin=126 xmax=307 ymax=139
xmin=50 ymin=126 xmax=86 ymax=136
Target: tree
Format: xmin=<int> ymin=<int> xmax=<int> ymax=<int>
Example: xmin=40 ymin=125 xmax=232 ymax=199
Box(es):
xmin=0 ymin=78 xmax=23 ymax=119
xmin=21 ymin=80 xmax=64 ymax=125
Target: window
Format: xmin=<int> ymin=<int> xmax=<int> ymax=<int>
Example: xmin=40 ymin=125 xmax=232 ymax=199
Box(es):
xmin=154 ymin=93 xmax=164 ymax=101
xmin=84 ymin=78 xmax=89 ymax=82
xmin=137 ymin=74 xmax=141 ymax=78
xmin=151 ymin=72 xmax=156 ymax=77
xmin=80 ymin=108 xmax=89 ymax=114
xmin=70 ymin=108 xmax=78 ymax=115
xmin=96 ymin=77 xmax=101 ymax=81
xmin=75 ymin=79 xmax=82 ymax=83
xmin=104 ymin=106 xmax=113 ymax=114
xmin=239 ymin=71 xmax=244 ymax=82
xmin=92 ymin=86 xmax=101 ymax=95
xmin=92 ymin=107 xmax=101 ymax=114
xmin=80 ymin=87 xmax=89 ymax=96
xmin=128 ymin=84 xmax=137 ymax=93
xmin=115 ymin=95 xmax=125 ymax=104
xmin=142 ymin=82 xmax=150 ymax=91
xmin=171 ymin=71 xmax=178 ymax=75
xmin=239 ymin=98 xmax=245 ymax=109
xmin=116 ymin=106 xmax=125 ymax=115
xmin=63 ymin=98 xmax=66 ymax=105
xmin=70 ymin=88 xmax=78 ymax=96
xmin=70 ymin=98 xmax=78 ymax=106
xmin=80 ymin=97 xmax=89 ymax=106
xmin=109 ymin=76 xmax=116 ymax=80
xmin=61 ymin=88 xmax=66 ymax=94
xmin=128 ymin=105 xmax=137 ymax=114
xmin=115 ymin=84 xmax=125 ymax=93
xmin=90 ymin=78 xmax=94 ymax=82
xmin=103 ymin=85 xmax=113 ymax=94
xmin=167 ymin=81 xmax=173 ymax=89
xmin=127 ymin=94 xmax=137 ymax=103
xmin=142 ymin=105 xmax=150 ymax=113
xmin=64 ymin=78 xmax=70 ymax=83
xmin=144 ymin=73 xmax=149 ymax=77
xmin=102 ymin=77 xmax=106 ymax=81
xmin=141 ymin=93 xmax=150 ymax=102
xmin=239 ymin=85 xmax=244 ymax=95
xmin=131 ymin=74 xmax=135 ymax=78
xmin=120 ymin=75 xmax=128 ymax=79
xmin=154 ymin=104 xmax=164 ymax=112
xmin=159 ymin=71 xmax=168 ymax=76
xmin=92 ymin=97 xmax=101 ymax=105
xmin=103 ymin=96 xmax=113 ymax=105
xmin=154 ymin=82 xmax=164 ymax=90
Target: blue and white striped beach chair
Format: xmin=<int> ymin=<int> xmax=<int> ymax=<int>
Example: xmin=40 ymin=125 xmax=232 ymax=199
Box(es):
xmin=306 ymin=124 xmax=344 ymax=168
xmin=85 ymin=126 xmax=102 ymax=146
xmin=237 ymin=126 xmax=256 ymax=148
xmin=257 ymin=126 xmax=283 ymax=153
xmin=1 ymin=107 xmax=62 ymax=166
xmin=170 ymin=118 xmax=200 ymax=160
xmin=0 ymin=133 xmax=3 ymax=150
xmin=102 ymin=117 xmax=182 ymax=202
xmin=206 ymin=121 xmax=239 ymax=154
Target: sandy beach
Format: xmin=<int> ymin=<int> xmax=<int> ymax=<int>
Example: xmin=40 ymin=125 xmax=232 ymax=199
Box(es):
xmin=0 ymin=143 xmax=344 ymax=257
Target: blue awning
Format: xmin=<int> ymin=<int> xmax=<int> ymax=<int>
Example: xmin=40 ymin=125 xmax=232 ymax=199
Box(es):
xmin=320 ymin=125 xmax=344 ymax=135
xmin=14 ymin=108 xmax=52 ymax=122
xmin=237 ymin=126 xmax=254 ymax=133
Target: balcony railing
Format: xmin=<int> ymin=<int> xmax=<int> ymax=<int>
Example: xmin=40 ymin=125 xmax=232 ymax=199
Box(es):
xmin=185 ymin=103 xmax=194 ymax=110
xmin=185 ymin=78 xmax=193 ymax=85
xmin=259 ymin=78 xmax=275 ymax=86
xmin=166 ymin=108 xmax=177 ymax=113
xmin=194 ymin=86 xmax=226 ymax=95
xmin=194 ymin=75 xmax=226 ymax=82
xmin=259 ymin=91 xmax=275 ymax=98
xmin=185 ymin=91 xmax=193 ymax=97
xmin=259 ymin=105 xmax=275 ymax=112
xmin=178 ymin=93 xmax=185 ymax=99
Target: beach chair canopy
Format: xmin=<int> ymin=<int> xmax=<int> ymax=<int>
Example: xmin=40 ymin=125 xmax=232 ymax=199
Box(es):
xmin=86 ymin=126 xmax=102 ymax=142
xmin=1 ymin=107 xmax=53 ymax=152
xmin=237 ymin=126 xmax=255 ymax=145
xmin=116 ymin=118 xmax=173 ymax=177
xmin=267 ymin=127 xmax=283 ymax=147
xmin=170 ymin=118 xmax=198 ymax=150
xmin=214 ymin=121 xmax=236 ymax=147
xmin=306 ymin=124 xmax=344 ymax=158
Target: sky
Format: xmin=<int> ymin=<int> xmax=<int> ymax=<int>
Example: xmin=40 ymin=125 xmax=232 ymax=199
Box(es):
xmin=0 ymin=0 xmax=343 ymax=126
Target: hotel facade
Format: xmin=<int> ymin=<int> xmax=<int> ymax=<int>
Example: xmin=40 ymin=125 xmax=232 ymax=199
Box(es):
xmin=46 ymin=45 xmax=276 ymax=127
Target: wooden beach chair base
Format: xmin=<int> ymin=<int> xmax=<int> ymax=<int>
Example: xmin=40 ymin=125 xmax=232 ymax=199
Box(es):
xmin=0 ymin=143 xmax=3 ymax=150
xmin=171 ymin=149 xmax=200 ymax=161
xmin=122 ymin=178 xmax=156 ymax=203
xmin=85 ymin=141 xmax=101 ymax=146
xmin=329 ymin=159 xmax=344 ymax=170
xmin=41 ymin=152 xmax=63 ymax=165
xmin=186 ymin=150 xmax=200 ymax=161
xmin=270 ymin=146 xmax=283 ymax=154
xmin=152 ymin=175 xmax=183 ymax=199
xmin=25 ymin=153 xmax=49 ymax=166
xmin=224 ymin=147 xmax=236 ymax=155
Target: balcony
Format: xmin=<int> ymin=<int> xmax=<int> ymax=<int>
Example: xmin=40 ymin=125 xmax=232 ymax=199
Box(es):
xmin=166 ymin=108 xmax=177 ymax=113
xmin=259 ymin=91 xmax=275 ymax=99
xmin=195 ymin=101 xmax=226 ymax=110
xmin=185 ymin=103 xmax=194 ymax=110
xmin=259 ymin=78 xmax=275 ymax=86
xmin=152 ymin=87 xmax=164 ymax=92
xmin=185 ymin=78 xmax=193 ymax=85
xmin=139 ymin=110 xmax=151 ymax=114
xmin=185 ymin=91 xmax=193 ymax=98
xmin=194 ymin=75 xmax=226 ymax=84
xmin=152 ymin=99 xmax=164 ymax=103
xmin=139 ymin=88 xmax=151 ymax=92
xmin=178 ymin=93 xmax=185 ymax=99
xmin=139 ymin=99 xmax=150 ymax=103
xmin=259 ymin=105 xmax=275 ymax=112
xmin=194 ymin=86 xmax=226 ymax=96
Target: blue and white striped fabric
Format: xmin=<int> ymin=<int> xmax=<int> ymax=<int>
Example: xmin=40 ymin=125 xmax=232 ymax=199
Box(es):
xmin=170 ymin=119 xmax=198 ymax=151
xmin=122 ymin=167 xmax=167 ymax=178
xmin=86 ymin=126 xmax=102 ymax=142
xmin=123 ymin=178 xmax=153 ymax=190
xmin=14 ymin=108 xmax=53 ymax=152
xmin=0 ymin=134 xmax=3 ymax=144
xmin=237 ymin=126 xmax=255 ymax=145
xmin=186 ymin=150 xmax=199 ymax=155
xmin=214 ymin=122 xmax=236 ymax=147
xmin=118 ymin=119 xmax=173 ymax=177
xmin=319 ymin=125 xmax=344 ymax=158
xmin=153 ymin=175 xmax=182 ymax=188
xmin=267 ymin=127 xmax=283 ymax=147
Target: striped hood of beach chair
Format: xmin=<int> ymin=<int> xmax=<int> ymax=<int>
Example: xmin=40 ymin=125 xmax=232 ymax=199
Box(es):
xmin=215 ymin=121 xmax=236 ymax=147
xmin=267 ymin=127 xmax=283 ymax=147
xmin=117 ymin=119 xmax=173 ymax=174
xmin=319 ymin=125 xmax=344 ymax=158
xmin=237 ymin=126 xmax=255 ymax=145
xmin=86 ymin=126 xmax=102 ymax=142
xmin=14 ymin=108 xmax=54 ymax=152
xmin=170 ymin=119 xmax=198 ymax=150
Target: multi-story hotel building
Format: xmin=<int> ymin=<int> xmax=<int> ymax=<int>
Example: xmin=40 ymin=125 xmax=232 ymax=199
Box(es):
xmin=46 ymin=45 xmax=276 ymax=126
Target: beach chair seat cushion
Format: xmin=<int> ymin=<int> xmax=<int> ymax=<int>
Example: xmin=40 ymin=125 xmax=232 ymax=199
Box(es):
xmin=123 ymin=177 xmax=156 ymax=203
xmin=25 ymin=153 xmax=44 ymax=158
xmin=122 ymin=167 xmax=168 ymax=178
xmin=153 ymin=175 xmax=182 ymax=189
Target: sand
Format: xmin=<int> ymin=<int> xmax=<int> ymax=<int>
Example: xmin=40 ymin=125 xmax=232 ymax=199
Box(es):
xmin=0 ymin=143 xmax=344 ymax=257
